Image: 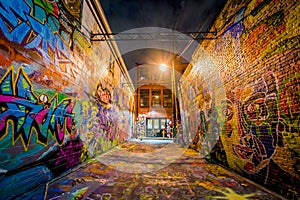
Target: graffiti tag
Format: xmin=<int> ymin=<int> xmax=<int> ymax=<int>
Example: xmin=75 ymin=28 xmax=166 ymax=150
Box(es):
xmin=0 ymin=67 xmax=75 ymax=150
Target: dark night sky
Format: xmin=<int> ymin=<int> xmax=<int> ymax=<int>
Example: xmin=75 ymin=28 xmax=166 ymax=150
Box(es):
xmin=99 ymin=0 xmax=227 ymax=70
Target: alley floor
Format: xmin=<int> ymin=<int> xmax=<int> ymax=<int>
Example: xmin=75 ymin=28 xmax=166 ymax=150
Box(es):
xmin=44 ymin=140 xmax=286 ymax=200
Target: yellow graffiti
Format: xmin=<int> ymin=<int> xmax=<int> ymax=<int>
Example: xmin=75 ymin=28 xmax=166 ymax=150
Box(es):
xmin=258 ymin=2 xmax=300 ymax=60
xmin=240 ymin=88 xmax=254 ymax=102
xmin=73 ymin=30 xmax=92 ymax=54
xmin=197 ymin=181 xmax=218 ymax=191
xmin=209 ymin=188 xmax=256 ymax=199
xmin=204 ymin=164 xmax=228 ymax=176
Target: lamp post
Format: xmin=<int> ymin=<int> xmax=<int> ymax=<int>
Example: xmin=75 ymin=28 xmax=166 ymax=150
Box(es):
xmin=171 ymin=56 xmax=178 ymax=139
xmin=135 ymin=63 xmax=140 ymax=139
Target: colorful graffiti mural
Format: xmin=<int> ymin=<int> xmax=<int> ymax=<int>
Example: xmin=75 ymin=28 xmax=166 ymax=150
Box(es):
xmin=222 ymin=72 xmax=282 ymax=172
xmin=0 ymin=0 xmax=102 ymax=96
xmin=0 ymin=0 xmax=69 ymax=64
xmin=0 ymin=66 xmax=78 ymax=176
xmin=179 ymin=0 xmax=299 ymax=198
xmin=217 ymin=70 xmax=300 ymax=198
xmin=0 ymin=0 xmax=133 ymax=198
xmin=0 ymin=67 xmax=75 ymax=150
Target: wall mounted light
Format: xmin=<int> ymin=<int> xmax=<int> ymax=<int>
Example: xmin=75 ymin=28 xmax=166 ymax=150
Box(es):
xmin=159 ymin=63 xmax=167 ymax=71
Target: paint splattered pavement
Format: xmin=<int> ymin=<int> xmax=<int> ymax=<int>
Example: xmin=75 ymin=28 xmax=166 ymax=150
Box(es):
xmin=45 ymin=141 xmax=286 ymax=200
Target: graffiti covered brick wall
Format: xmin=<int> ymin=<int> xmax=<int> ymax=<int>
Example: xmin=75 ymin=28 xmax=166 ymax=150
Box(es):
xmin=179 ymin=0 xmax=299 ymax=198
xmin=0 ymin=0 xmax=133 ymax=198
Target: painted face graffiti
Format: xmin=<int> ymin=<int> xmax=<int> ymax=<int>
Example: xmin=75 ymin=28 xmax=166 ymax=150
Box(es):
xmin=224 ymin=72 xmax=281 ymax=171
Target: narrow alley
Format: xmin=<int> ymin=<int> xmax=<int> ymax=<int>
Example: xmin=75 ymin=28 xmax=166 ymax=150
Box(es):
xmin=0 ymin=0 xmax=299 ymax=200
xmin=44 ymin=140 xmax=285 ymax=200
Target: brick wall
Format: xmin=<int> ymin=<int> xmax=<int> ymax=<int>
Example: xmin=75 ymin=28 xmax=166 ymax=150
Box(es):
xmin=179 ymin=0 xmax=299 ymax=198
xmin=0 ymin=0 xmax=133 ymax=198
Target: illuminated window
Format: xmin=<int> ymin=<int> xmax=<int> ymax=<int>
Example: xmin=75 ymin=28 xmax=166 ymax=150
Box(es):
xmin=163 ymin=89 xmax=172 ymax=108
xmin=153 ymin=119 xmax=159 ymax=129
xmin=152 ymin=89 xmax=161 ymax=107
xmin=140 ymin=89 xmax=149 ymax=107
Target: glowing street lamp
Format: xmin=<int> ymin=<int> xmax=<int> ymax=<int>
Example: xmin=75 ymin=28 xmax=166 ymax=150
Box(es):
xmin=159 ymin=63 xmax=167 ymax=71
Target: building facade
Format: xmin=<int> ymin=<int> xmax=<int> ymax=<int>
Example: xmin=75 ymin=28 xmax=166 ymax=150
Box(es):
xmin=134 ymin=57 xmax=188 ymax=138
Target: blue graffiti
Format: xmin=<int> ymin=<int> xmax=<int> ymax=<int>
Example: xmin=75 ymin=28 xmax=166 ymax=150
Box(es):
xmin=0 ymin=67 xmax=75 ymax=150
xmin=224 ymin=7 xmax=245 ymax=39
xmin=0 ymin=1 xmax=70 ymax=65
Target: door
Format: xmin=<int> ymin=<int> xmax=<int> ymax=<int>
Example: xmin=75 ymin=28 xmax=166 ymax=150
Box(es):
xmin=146 ymin=118 xmax=167 ymax=137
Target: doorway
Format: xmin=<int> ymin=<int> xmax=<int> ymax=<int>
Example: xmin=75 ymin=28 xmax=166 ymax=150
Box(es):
xmin=146 ymin=118 xmax=166 ymax=137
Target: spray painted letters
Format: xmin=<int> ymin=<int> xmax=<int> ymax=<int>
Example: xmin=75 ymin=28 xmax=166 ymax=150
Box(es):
xmin=0 ymin=67 xmax=75 ymax=150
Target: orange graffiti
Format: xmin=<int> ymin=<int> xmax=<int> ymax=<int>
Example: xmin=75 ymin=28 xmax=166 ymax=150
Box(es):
xmin=0 ymin=39 xmax=31 ymax=67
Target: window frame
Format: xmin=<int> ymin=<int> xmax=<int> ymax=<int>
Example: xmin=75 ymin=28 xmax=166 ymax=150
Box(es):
xmin=163 ymin=89 xmax=172 ymax=108
xmin=139 ymin=89 xmax=150 ymax=108
xmin=151 ymin=89 xmax=161 ymax=107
